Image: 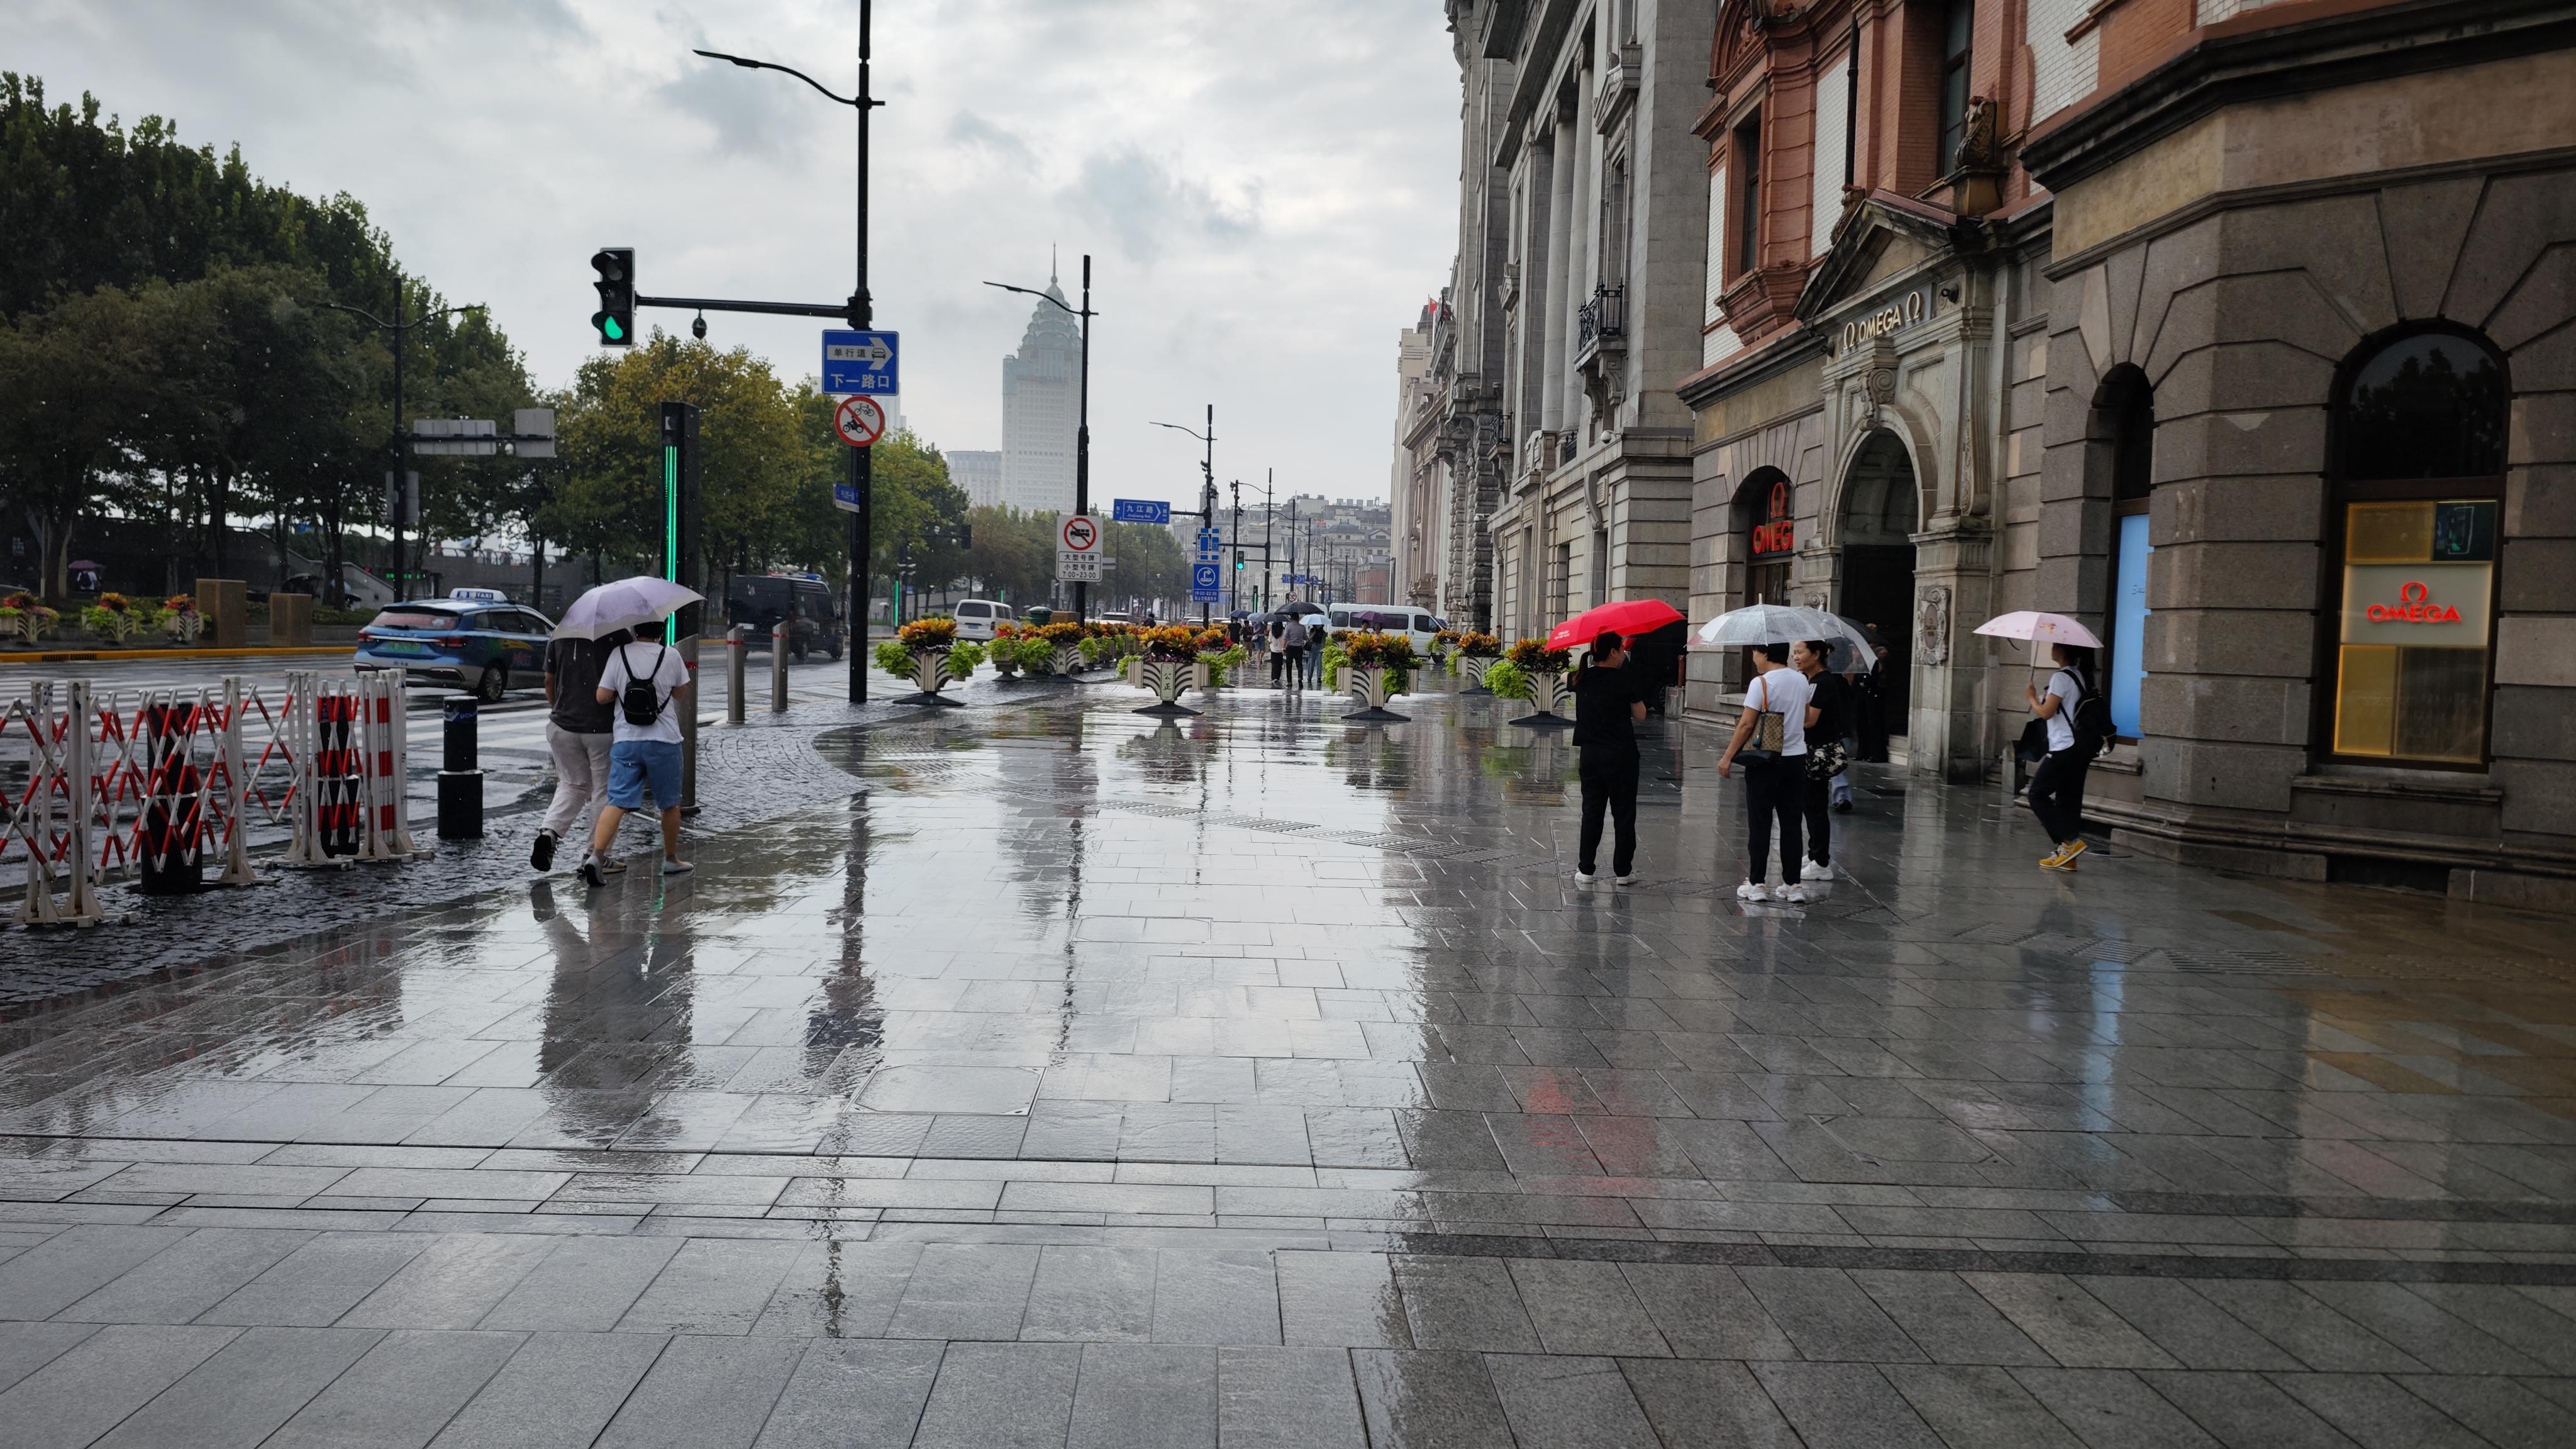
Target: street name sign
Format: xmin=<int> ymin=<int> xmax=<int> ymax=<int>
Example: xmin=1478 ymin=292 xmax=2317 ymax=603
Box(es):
xmin=1057 ymin=513 xmax=1102 ymax=582
xmin=833 ymin=396 xmax=887 ymax=448
xmin=1111 ymin=498 xmax=1170 ymax=525
xmin=821 ymin=330 xmax=899 ymax=396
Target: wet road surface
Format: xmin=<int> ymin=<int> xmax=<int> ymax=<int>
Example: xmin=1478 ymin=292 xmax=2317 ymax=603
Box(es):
xmin=1 ymin=680 xmax=2572 ymax=1446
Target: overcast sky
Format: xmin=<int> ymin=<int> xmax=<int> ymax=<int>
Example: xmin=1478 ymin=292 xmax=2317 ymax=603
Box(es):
xmin=13 ymin=0 xmax=1460 ymax=508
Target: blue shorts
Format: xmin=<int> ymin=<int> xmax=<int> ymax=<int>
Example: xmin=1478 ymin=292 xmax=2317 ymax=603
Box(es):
xmin=607 ymin=740 xmax=682 ymax=810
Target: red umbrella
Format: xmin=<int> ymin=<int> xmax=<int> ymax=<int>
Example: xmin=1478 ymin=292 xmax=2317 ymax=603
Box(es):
xmin=1545 ymin=598 xmax=1685 ymax=650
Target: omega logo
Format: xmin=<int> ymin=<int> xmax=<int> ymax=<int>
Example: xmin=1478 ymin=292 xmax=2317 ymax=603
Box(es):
xmin=2365 ymin=580 xmax=2463 ymax=625
xmin=1752 ymin=478 xmax=1796 ymax=556
xmin=1839 ymin=291 xmax=1929 ymax=353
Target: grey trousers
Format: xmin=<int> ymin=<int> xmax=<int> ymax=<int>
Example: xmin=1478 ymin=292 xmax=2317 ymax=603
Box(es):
xmin=542 ymin=724 xmax=615 ymax=838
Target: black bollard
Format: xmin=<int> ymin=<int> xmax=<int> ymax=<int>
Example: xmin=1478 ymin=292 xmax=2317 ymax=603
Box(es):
xmin=436 ymin=695 xmax=484 ymax=840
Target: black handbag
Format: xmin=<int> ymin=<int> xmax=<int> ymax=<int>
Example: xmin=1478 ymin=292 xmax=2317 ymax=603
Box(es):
xmin=1807 ymin=738 xmax=1850 ymax=779
xmin=2016 ymin=718 xmax=2050 ymax=764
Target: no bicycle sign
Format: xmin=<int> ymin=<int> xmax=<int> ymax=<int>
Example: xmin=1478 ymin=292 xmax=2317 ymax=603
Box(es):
xmin=833 ymin=395 xmax=886 ymax=448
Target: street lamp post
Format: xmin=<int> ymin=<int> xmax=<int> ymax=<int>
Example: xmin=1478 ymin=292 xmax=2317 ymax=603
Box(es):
xmin=1148 ymin=404 xmax=1218 ymax=626
xmin=985 ymin=258 xmax=1094 ymax=620
xmin=313 ymin=281 xmax=483 ymax=601
xmin=691 ymin=0 xmax=884 ymax=702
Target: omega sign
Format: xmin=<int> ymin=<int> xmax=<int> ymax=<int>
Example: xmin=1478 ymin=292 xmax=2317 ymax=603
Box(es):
xmin=2367 ymin=580 xmax=2463 ymax=625
xmin=1839 ymin=290 xmax=1929 ymax=353
xmin=1751 ymin=479 xmax=1795 ymax=556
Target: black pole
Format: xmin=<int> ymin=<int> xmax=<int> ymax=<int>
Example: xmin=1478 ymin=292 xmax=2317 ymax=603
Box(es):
xmin=1073 ymin=253 xmax=1092 ymax=623
xmin=1200 ymin=403 xmax=1214 ymax=628
xmin=1229 ymin=479 xmax=1240 ymax=616
xmin=389 ymin=279 xmax=405 ymax=600
xmin=848 ymin=0 xmax=874 ymax=705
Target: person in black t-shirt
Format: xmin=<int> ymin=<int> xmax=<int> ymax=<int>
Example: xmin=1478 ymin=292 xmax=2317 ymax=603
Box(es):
xmin=1571 ymin=630 xmax=1648 ymax=886
xmin=1794 ymin=639 xmax=1848 ymax=879
xmin=533 ymin=628 xmax=630 ymax=874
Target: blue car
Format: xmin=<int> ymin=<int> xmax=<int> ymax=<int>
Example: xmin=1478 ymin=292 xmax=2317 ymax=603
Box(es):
xmin=355 ymin=592 xmax=553 ymax=702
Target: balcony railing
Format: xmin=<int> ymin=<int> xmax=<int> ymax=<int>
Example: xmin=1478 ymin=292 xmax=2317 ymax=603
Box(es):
xmin=1575 ymin=284 xmax=1624 ymax=358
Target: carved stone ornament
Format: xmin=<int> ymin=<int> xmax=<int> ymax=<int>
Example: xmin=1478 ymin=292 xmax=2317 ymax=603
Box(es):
xmin=1953 ymin=96 xmax=2002 ymax=174
xmin=1915 ymin=585 xmax=1951 ymax=667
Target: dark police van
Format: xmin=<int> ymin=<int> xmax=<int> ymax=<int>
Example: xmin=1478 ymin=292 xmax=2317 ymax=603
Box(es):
xmin=727 ymin=572 xmax=844 ymax=660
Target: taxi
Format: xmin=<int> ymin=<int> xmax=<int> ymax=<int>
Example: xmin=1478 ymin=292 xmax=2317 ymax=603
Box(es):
xmin=354 ymin=589 xmax=553 ymax=702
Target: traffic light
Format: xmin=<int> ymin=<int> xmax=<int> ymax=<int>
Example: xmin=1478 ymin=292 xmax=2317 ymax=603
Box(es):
xmin=957 ymin=522 xmax=972 ymax=550
xmin=591 ymin=248 xmax=635 ymax=347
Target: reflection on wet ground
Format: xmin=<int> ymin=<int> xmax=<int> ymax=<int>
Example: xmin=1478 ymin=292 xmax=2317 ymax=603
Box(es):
xmin=1 ymin=684 xmax=2573 ymax=1445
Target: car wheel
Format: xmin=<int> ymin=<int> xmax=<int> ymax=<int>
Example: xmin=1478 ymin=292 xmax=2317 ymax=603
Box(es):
xmin=475 ymin=665 xmax=508 ymax=704
xmin=827 ymin=635 xmax=843 ymax=661
xmin=791 ymin=638 xmax=808 ymax=663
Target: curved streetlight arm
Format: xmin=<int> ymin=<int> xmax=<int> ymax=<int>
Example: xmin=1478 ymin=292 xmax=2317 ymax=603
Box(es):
xmin=692 ymin=49 xmax=880 ymax=108
xmin=311 ymin=298 xmax=484 ymax=330
xmin=1148 ymin=420 xmax=1211 ymax=443
xmin=982 ymin=279 xmax=1093 ymax=320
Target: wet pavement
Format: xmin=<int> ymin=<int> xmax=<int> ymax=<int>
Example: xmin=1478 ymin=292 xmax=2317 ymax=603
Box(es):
xmin=3 ymin=678 xmax=2574 ymax=1446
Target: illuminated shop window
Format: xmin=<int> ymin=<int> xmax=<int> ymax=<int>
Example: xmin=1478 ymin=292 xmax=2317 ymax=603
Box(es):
xmin=2328 ymin=332 xmax=2507 ymax=766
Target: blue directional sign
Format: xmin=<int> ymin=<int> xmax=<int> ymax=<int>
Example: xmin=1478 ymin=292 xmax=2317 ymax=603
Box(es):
xmin=833 ymin=478 xmax=861 ymax=514
xmin=1111 ymin=498 xmax=1170 ymax=525
xmin=1195 ymin=528 xmax=1223 ymax=559
xmin=821 ymin=330 xmax=899 ymax=396
xmin=1191 ymin=563 xmax=1223 ymax=602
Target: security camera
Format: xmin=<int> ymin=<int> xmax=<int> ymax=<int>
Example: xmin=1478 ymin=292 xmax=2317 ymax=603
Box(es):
xmin=692 ymin=313 xmax=708 ymax=340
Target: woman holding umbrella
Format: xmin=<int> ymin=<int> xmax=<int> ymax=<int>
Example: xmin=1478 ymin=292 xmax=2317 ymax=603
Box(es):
xmin=1977 ymin=611 xmax=2107 ymax=872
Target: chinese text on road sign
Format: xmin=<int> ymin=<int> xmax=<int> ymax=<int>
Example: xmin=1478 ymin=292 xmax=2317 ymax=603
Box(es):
xmin=1057 ymin=514 xmax=1102 ymax=582
xmin=1111 ymin=499 xmax=1170 ymax=525
xmin=821 ymin=330 xmax=899 ymax=396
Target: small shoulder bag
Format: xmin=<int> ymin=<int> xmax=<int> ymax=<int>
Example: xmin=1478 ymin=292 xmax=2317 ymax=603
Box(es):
xmin=1739 ymin=674 xmax=1785 ymax=766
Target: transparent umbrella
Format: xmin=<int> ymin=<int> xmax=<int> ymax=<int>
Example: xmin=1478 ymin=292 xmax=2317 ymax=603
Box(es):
xmin=1692 ymin=604 xmax=1821 ymax=648
xmin=551 ymin=577 xmax=704 ymax=641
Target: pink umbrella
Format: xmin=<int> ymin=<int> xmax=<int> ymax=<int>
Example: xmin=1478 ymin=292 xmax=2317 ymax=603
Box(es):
xmin=1974 ymin=611 xmax=2103 ymax=648
xmin=1545 ymin=598 xmax=1685 ymax=650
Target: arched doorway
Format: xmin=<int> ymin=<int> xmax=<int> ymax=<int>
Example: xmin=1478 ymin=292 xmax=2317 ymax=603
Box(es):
xmin=1840 ymin=430 xmax=1918 ymax=737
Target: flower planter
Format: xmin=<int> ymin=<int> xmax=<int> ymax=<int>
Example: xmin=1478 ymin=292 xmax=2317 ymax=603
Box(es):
xmin=1342 ymin=663 xmax=1410 ymax=723
xmin=891 ymin=647 xmax=967 ymax=708
xmin=1507 ymin=669 xmax=1572 ymax=727
xmin=1458 ymin=655 xmax=1496 ymax=696
xmin=1133 ymin=659 xmax=1202 ymax=716
xmin=163 ymin=612 xmax=203 ymax=645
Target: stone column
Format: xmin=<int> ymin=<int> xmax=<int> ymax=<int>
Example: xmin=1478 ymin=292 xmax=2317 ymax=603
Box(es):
xmin=196 ymin=578 xmax=247 ymax=649
xmin=1541 ymin=114 xmax=1575 ymax=436
xmin=269 ymin=592 xmax=314 ymax=648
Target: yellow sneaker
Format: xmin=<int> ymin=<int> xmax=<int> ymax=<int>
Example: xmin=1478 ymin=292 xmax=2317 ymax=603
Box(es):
xmin=2041 ymin=843 xmax=2080 ymax=872
xmin=2060 ymin=838 xmax=2090 ymax=863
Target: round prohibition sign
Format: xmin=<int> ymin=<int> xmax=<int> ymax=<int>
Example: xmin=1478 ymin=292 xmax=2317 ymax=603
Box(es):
xmin=833 ymin=395 xmax=887 ymax=448
xmin=1061 ymin=514 xmax=1099 ymax=553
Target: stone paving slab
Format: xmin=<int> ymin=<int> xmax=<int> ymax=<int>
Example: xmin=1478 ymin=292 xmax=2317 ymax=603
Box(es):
xmin=1 ymin=684 xmax=2572 ymax=1444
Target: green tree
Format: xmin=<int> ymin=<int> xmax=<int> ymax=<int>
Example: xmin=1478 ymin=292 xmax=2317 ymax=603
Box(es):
xmin=0 ymin=284 xmax=147 ymax=594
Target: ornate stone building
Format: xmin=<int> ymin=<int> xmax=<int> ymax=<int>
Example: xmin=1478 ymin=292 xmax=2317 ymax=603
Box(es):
xmin=1657 ymin=0 xmax=2575 ymax=901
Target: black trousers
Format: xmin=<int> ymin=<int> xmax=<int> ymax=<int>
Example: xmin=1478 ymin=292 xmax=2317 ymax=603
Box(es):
xmin=1801 ymin=763 xmax=1835 ymax=865
xmin=1579 ymin=752 xmax=1639 ymax=875
xmin=1743 ymin=756 xmax=1804 ymax=885
xmin=2029 ymin=748 xmax=2092 ymax=846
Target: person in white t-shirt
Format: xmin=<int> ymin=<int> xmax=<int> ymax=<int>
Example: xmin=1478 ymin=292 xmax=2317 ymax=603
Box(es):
xmin=2026 ymin=643 xmax=2099 ymax=871
xmin=1716 ymin=642 xmax=1823 ymax=904
xmin=580 ymin=636 xmax=694 ymax=885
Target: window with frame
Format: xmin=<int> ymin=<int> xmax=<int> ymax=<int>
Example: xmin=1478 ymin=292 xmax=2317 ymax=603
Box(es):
xmin=2326 ymin=330 xmax=2508 ymax=766
xmin=1732 ymin=113 xmax=1762 ymax=278
xmin=1937 ymin=0 xmax=1975 ymax=174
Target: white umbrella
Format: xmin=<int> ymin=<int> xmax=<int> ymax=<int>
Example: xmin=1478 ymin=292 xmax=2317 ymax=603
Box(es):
xmin=1693 ymin=603 xmax=1819 ymax=648
xmin=551 ymin=576 xmax=705 ymax=641
xmin=1974 ymin=610 xmax=2102 ymax=649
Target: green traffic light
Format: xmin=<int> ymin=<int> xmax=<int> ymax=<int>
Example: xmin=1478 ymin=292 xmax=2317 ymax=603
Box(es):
xmin=604 ymin=316 xmax=626 ymax=341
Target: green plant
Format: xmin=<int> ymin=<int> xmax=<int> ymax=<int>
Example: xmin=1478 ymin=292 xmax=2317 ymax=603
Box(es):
xmin=1010 ymin=636 xmax=1056 ymax=672
xmin=1195 ymin=643 xmax=1247 ymax=689
xmin=1483 ymin=659 xmax=1533 ymax=700
xmin=873 ymin=640 xmax=914 ymax=677
xmin=945 ymin=640 xmax=988 ymax=679
xmin=1321 ymin=639 xmax=1350 ymax=691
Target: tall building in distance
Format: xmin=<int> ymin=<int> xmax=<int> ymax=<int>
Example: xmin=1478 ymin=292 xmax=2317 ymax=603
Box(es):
xmin=948 ymin=450 xmax=1002 ymax=508
xmin=1001 ymin=268 xmax=1081 ymax=515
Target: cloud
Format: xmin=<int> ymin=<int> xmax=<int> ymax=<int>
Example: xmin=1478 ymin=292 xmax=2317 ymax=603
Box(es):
xmin=1066 ymin=147 xmax=1258 ymax=264
xmin=656 ymin=57 xmax=810 ymax=160
xmin=945 ymin=109 xmax=1035 ymax=170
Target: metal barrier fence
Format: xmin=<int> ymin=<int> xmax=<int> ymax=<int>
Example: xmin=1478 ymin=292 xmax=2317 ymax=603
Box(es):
xmin=1 ymin=670 xmax=417 ymax=928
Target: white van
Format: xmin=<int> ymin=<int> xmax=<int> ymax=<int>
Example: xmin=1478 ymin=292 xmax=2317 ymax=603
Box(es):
xmin=951 ymin=599 xmax=1013 ymax=640
xmin=1323 ymin=603 xmax=1445 ymax=652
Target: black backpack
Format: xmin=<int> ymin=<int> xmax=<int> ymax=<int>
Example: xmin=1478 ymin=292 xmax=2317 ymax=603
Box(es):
xmin=2063 ymin=667 xmax=2114 ymax=755
xmin=618 ymin=643 xmax=669 ymax=727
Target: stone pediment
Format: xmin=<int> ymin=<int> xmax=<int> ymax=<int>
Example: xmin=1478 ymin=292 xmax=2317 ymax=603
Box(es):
xmin=1794 ymin=191 xmax=1963 ymax=326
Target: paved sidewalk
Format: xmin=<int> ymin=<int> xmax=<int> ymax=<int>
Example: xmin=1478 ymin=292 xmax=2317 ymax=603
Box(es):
xmin=2 ymin=682 xmax=2572 ymax=1446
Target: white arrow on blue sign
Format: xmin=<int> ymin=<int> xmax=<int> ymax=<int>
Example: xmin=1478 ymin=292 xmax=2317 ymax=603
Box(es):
xmin=1191 ymin=563 xmax=1222 ymax=601
xmin=1111 ymin=498 xmax=1171 ymax=525
xmin=822 ymin=330 xmax=899 ymax=396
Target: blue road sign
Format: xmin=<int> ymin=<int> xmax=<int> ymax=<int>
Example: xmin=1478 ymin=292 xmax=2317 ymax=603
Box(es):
xmin=821 ymin=330 xmax=899 ymax=396
xmin=1191 ymin=563 xmax=1222 ymax=602
xmin=833 ymin=478 xmax=861 ymax=514
xmin=1111 ymin=498 xmax=1170 ymax=525
xmin=1195 ymin=528 xmax=1223 ymax=559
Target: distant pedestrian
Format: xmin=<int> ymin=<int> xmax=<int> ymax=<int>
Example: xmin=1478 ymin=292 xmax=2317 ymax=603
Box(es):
xmin=1571 ymin=630 xmax=1646 ymax=886
xmin=1857 ymin=631 xmax=1893 ymax=762
xmin=2026 ymin=642 xmax=2102 ymax=871
xmin=580 ymin=636 xmax=694 ymax=886
xmin=1792 ymin=639 xmax=1848 ymax=879
xmin=532 ymin=626 xmax=630 ymax=875
xmin=1267 ymin=618 xmax=1288 ymax=687
xmin=1282 ymin=616 xmax=1309 ymax=692
xmin=1717 ymin=642 xmax=1820 ymax=903
xmin=1306 ymin=619 xmax=1328 ymax=686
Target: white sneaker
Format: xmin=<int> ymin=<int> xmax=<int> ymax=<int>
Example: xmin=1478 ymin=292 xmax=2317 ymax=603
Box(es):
xmin=1614 ymin=874 xmax=1636 ymax=886
xmin=1806 ymin=860 xmax=1836 ymax=880
xmin=1774 ymin=883 xmax=1810 ymax=904
xmin=1736 ymin=880 xmax=1771 ymax=901
xmin=1574 ymin=870 xmax=1597 ymax=886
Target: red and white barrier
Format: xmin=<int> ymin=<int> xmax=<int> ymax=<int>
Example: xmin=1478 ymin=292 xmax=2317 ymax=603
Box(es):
xmin=1 ymin=669 xmax=416 ymax=928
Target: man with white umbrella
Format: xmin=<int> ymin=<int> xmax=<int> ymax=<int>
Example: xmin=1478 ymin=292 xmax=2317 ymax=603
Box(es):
xmin=545 ymin=578 xmax=704 ymax=885
xmin=1975 ymin=611 xmax=2109 ymax=872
